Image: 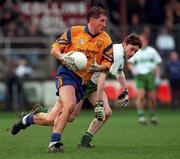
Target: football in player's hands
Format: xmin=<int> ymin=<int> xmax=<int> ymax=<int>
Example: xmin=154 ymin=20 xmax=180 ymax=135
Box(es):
xmin=61 ymin=51 xmax=87 ymax=71
xmin=68 ymin=51 xmax=87 ymax=70
xmin=61 ymin=52 xmax=75 ymax=65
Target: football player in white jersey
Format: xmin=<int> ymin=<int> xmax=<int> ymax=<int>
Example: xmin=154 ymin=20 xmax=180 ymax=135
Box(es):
xmin=78 ymin=34 xmax=142 ymax=148
xmin=128 ymin=34 xmax=162 ymax=125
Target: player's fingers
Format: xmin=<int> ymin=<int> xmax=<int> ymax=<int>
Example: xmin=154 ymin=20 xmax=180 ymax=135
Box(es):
xmin=121 ymin=100 xmax=128 ymax=107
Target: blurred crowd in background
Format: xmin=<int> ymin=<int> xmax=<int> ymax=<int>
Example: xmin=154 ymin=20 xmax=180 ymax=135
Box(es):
xmin=0 ymin=0 xmax=180 ymax=110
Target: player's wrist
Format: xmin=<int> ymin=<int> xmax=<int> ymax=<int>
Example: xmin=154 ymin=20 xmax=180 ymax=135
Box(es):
xmin=124 ymin=88 xmax=128 ymax=95
xmin=98 ymin=64 xmax=107 ymax=71
xmin=118 ymin=88 xmax=128 ymax=99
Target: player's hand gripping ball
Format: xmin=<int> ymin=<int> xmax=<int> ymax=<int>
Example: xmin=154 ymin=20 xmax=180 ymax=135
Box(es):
xmin=61 ymin=51 xmax=87 ymax=71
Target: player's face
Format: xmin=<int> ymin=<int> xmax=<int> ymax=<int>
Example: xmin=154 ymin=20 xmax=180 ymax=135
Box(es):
xmin=124 ymin=44 xmax=140 ymax=59
xmin=92 ymin=14 xmax=107 ymax=34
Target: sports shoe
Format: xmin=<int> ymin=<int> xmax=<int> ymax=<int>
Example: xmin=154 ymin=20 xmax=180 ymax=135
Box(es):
xmin=19 ymin=104 xmax=43 ymax=118
xmin=48 ymin=142 xmax=64 ymax=153
xmin=11 ymin=104 xmax=43 ymax=135
xmin=77 ymin=143 xmax=95 ymax=149
xmin=150 ymin=116 xmax=158 ymax=125
xmin=138 ymin=116 xmax=147 ymax=125
xmin=11 ymin=114 xmax=30 ymax=135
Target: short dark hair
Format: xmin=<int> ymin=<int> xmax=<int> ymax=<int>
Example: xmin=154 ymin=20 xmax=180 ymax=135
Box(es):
xmin=87 ymin=6 xmax=108 ymax=22
xmin=124 ymin=34 xmax=142 ymax=48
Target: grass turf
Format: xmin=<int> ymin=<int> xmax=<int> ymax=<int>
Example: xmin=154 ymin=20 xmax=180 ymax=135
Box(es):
xmin=0 ymin=108 xmax=180 ymax=159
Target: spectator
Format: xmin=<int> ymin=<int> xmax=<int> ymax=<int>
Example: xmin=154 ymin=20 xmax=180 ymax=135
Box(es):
xmin=165 ymin=0 xmax=180 ymax=26
xmin=155 ymin=27 xmax=175 ymax=58
xmin=166 ymin=51 xmax=180 ymax=108
xmin=128 ymin=13 xmax=141 ymax=34
xmin=5 ymin=61 xmax=17 ymax=111
xmin=141 ymin=24 xmax=154 ymax=46
xmin=134 ymin=0 xmax=148 ymax=24
xmin=15 ymin=58 xmax=33 ymax=110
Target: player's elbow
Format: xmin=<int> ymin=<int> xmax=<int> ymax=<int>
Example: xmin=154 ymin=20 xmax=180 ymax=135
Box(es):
xmin=50 ymin=48 xmax=56 ymax=56
xmin=50 ymin=48 xmax=60 ymax=58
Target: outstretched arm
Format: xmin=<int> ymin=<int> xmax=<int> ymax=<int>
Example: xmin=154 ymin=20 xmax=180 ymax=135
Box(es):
xmin=117 ymin=71 xmax=129 ymax=107
xmin=117 ymin=71 xmax=127 ymax=90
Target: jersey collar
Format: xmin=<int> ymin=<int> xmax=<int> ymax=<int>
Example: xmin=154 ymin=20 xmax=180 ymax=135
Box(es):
xmin=123 ymin=51 xmax=126 ymax=60
xmin=84 ymin=25 xmax=100 ymax=38
xmin=120 ymin=43 xmax=126 ymax=60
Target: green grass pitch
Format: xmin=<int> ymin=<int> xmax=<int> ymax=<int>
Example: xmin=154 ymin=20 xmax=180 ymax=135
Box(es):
xmin=0 ymin=108 xmax=180 ymax=159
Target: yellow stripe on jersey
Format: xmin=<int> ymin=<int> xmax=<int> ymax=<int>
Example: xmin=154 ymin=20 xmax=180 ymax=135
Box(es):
xmin=52 ymin=25 xmax=113 ymax=82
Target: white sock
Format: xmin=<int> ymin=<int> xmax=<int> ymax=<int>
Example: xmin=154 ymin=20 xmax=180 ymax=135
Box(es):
xmin=22 ymin=114 xmax=29 ymax=125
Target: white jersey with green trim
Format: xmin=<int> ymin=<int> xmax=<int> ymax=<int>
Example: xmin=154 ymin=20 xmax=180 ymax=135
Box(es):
xmin=91 ymin=44 xmax=125 ymax=84
xmin=128 ymin=46 xmax=162 ymax=75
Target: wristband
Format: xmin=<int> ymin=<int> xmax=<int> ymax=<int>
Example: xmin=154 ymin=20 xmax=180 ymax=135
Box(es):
xmin=124 ymin=88 xmax=128 ymax=94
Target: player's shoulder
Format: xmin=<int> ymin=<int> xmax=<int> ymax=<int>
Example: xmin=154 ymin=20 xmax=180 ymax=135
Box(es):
xmin=100 ymin=31 xmax=112 ymax=42
xmin=113 ymin=43 xmax=121 ymax=48
xmin=146 ymin=46 xmax=157 ymax=52
xmin=113 ymin=43 xmax=124 ymax=56
xmin=146 ymin=46 xmax=159 ymax=55
xmin=101 ymin=31 xmax=111 ymax=38
xmin=113 ymin=43 xmax=123 ymax=52
xmin=70 ymin=25 xmax=85 ymax=32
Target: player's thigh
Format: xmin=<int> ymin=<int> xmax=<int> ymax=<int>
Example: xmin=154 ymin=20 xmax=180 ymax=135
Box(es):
xmin=87 ymin=91 xmax=97 ymax=106
xmin=88 ymin=91 xmax=111 ymax=112
xmin=147 ymin=90 xmax=156 ymax=101
xmin=136 ymin=88 xmax=145 ymax=99
xmin=71 ymin=100 xmax=83 ymax=117
xmin=59 ymin=85 xmax=76 ymax=110
xmin=101 ymin=91 xmax=112 ymax=114
xmin=47 ymin=100 xmax=63 ymax=121
xmin=68 ymin=100 xmax=84 ymax=122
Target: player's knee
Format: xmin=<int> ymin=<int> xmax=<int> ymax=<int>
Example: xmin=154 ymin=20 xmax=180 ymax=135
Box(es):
xmin=148 ymin=95 xmax=155 ymax=101
xmin=138 ymin=95 xmax=144 ymax=102
xmin=138 ymin=93 xmax=143 ymax=98
xmin=62 ymin=103 xmax=75 ymax=115
xmin=68 ymin=115 xmax=76 ymax=122
xmin=44 ymin=117 xmax=54 ymax=125
xmin=136 ymin=91 xmax=144 ymax=99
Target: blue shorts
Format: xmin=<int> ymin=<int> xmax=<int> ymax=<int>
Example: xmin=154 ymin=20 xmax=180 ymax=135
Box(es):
xmin=55 ymin=65 xmax=87 ymax=103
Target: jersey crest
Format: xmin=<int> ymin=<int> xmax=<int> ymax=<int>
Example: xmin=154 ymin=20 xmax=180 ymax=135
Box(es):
xmin=97 ymin=40 xmax=104 ymax=49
